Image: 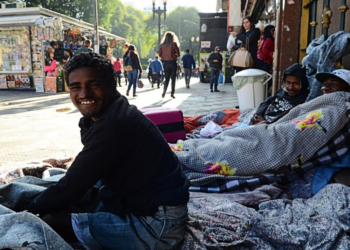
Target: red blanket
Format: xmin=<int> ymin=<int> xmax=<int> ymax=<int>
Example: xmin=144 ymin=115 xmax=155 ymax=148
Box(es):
xmin=184 ymin=109 xmax=240 ymax=133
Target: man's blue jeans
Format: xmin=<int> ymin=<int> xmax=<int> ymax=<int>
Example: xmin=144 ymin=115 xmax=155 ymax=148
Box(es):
xmin=210 ymin=68 xmax=220 ymax=90
xmin=184 ymin=68 xmax=192 ymax=87
xmin=72 ymin=204 xmax=188 ymax=250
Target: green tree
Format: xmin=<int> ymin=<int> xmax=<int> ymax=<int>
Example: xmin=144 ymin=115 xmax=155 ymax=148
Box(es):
xmin=164 ymin=7 xmax=200 ymax=53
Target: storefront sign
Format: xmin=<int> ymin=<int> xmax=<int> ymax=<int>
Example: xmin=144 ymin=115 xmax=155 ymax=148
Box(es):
xmin=201 ymin=41 xmax=211 ymax=48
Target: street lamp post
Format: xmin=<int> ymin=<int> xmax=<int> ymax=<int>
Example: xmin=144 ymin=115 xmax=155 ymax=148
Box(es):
xmin=152 ymin=0 xmax=167 ymax=49
xmin=191 ymin=36 xmax=200 ymax=61
xmin=93 ymin=0 xmax=99 ymax=53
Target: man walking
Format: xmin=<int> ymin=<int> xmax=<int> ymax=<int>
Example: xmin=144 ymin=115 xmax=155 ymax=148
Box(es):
xmin=181 ymin=49 xmax=196 ymax=88
xmin=207 ymin=46 xmax=223 ymax=92
xmin=150 ymin=56 xmax=163 ymax=88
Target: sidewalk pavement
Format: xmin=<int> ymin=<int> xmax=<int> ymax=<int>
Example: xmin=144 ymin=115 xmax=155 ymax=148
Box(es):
xmin=0 ymin=77 xmax=238 ymax=167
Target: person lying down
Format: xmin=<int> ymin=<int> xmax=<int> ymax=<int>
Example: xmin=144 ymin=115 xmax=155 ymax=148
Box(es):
xmin=171 ymin=89 xmax=350 ymax=186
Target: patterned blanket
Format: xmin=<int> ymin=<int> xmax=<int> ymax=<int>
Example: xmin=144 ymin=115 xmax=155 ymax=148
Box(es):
xmin=179 ymin=184 xmax=350 ymax=249
xmin=174 ymin=92 xmax=350 ymax=186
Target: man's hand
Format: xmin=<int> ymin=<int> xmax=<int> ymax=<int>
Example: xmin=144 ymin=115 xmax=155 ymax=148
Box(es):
xmin=250 ymin=114 xmax=265 ymax=125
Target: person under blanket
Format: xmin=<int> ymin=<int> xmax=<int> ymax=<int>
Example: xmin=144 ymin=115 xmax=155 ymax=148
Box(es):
xmin=24 ymin=52 xmax=190 ymax=249
xmin=251 ymin=63 xmax=309 ymax=125
xmin=311 ymin=69 xmax=350 ymax=194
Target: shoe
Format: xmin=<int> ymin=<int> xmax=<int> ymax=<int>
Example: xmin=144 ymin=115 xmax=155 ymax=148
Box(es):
xmin=214 ymin=89 xmax=220 ymax=92
xmin=126 ymin=90 xmax=129 ymax=96
xmin=210 ymin=89 xmax=213 ymax=93
xmin=171 ymin=95 xmax=175 ymax=99
xmin=119 ymin=85 xmax=122 ymax=87
xmin=133 ymin=94 xmax=137 ymax=97
xmin=151 ymin=84 xmax=154 ymax=88
xmin=162 ymin=92 xmax=165 ymax=98
xmin=157 ymin=85 xmax=160 ymax=89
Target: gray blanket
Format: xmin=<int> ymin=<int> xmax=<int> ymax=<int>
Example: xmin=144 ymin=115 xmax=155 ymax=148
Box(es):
xmin=175 ymin=92 xmax=350 ymax=186
xmin=302 ymin=31 xmax=350 ymax=101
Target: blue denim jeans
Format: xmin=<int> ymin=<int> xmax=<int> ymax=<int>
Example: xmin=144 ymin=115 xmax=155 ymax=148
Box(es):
xmin=210 ymin=68 xmax=220 ymax=90
xmin=72 ymin=204 xmax=188 ymax=250
xmin=184 ymin=68 xmax=192 ymax=86
xmin=127 ymin=69 xmax=139 ymax=95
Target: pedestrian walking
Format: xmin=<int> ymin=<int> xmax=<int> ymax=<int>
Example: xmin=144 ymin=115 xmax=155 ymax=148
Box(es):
xmin=114 ymin=58 xmax=122 ymax=87
xmin=181 ymin=49 xmax=196 ymax=88
xmin=207 ymin=46 xmax=223 ymax=92
xmin=123 ymin=45 xmax=142 ymax=97
xmin=150 ymin=56 xmax=163 ymax=88
xmin=199 ymin=59 xmax=206 ymax=83
xmin=159 ymin=31 xmax=180 ymax=99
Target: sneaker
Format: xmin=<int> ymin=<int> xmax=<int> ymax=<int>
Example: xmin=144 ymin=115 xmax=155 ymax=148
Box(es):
xmin=126 ymin=90 xmax=129 ymax=96
xmin=162 ymin=92 xmax=165 ymax=98
xmin=133 ymin=94 xmax=137 ymax=97
xmin=214 ymin=89 xmax=220 ymax=92
xmin=210 ymin=89 xmax=213 ymax=93
xmin=171 ymin=95 xmax=175 ymax=99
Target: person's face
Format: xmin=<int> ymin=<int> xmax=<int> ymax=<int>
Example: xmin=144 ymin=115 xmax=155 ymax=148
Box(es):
xmin=321 ymin=77 xmax=350 ymax=94
xmin=68 ymin=67 xmax=114 ymax=121
xmin=243 ymin=19 xmax=252 ymax=31
xmin=284 ymin=75 xmax=302 ymax=96
xmin=215 ymin=49 xmax=219 ymax=54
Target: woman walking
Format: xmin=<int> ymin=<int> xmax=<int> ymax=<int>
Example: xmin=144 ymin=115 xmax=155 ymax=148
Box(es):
xmin=159 ymin=31 xmax=180 ymax=98
xmin=123 ymin=45 xmax=142 ymax=97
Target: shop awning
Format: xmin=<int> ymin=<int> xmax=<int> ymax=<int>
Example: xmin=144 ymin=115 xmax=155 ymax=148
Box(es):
xmin=0 ymin=15 xmax=41 ymax=26
xmin=0 ymin=7 xmax=127 ymax=42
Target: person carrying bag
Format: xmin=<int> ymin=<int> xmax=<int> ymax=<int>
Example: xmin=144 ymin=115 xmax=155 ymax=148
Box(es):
xmin=228 ymin=38 xmax=254 ymax=68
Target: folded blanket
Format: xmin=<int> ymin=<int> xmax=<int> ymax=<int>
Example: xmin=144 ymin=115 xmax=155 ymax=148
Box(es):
xmin=175 ymin=92 xmax=350 ymax=186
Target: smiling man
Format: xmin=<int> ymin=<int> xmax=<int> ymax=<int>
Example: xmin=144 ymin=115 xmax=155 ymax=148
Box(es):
xmin=251 ymin=63 xmax=309 ymax=125
xmin=25 ymin=52 xmax=190 ymax=249
xmin=316 ymin=69 xmax=350 ymax=94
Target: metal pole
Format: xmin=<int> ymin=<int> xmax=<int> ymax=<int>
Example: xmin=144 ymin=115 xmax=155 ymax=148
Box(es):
xmin=158 ymin=8 xmax=161 ymax=46
xmin=93 ymin=0 xmax=99 ymax=53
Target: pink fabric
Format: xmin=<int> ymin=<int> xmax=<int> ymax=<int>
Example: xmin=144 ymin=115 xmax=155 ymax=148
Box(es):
xmin=44 ymin=59 xmax=57 ymax=72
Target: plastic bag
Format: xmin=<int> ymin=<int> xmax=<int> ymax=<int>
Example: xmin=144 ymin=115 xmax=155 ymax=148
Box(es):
xmin=200 ymin=120 xmax=223 ymax=137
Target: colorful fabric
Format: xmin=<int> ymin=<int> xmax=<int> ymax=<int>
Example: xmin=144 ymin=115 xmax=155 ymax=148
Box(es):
xmin=183 ymin=109 xmax=240 ymax=133
xmin=188 ymin=114 xmax=350 ymax=194
xmin=179 ymin=184 xmax=350 ymax=249
xmin=175 ymin=92 xmax=350 ymax=186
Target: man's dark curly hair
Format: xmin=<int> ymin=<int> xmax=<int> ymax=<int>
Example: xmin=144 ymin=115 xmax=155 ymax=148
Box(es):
xmin=65 ymin=52 xmax=117 ymax=88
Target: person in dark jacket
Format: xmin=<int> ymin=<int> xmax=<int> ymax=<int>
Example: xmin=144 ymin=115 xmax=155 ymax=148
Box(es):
xmin=181 ymin=49 xmax=196 ymax=88
xmin=230 ymin=16 xmax=261 ymax=71
xmin=150 ymin=56 xmax=163 ymax=88
xmin=207 ymin=46 xmax=223 ymax=92
xmin=123 ymin=44 xmax=143 ymax=97
xmin=251 ymin=63 xmax=309 ymax=125
xmin=25 ymin=52 xmax=190 ymax=249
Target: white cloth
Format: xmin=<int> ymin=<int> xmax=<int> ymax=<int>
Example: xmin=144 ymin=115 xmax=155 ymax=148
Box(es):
xmin=227 ymin=34 xmax=236 ymax=51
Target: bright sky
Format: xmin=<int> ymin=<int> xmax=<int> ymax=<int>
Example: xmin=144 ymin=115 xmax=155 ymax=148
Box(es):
xmin=120 ymin=0 xmax=217 ymax=13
